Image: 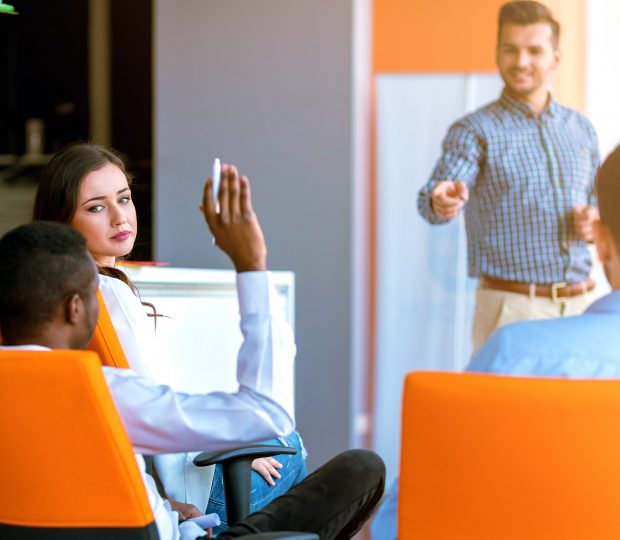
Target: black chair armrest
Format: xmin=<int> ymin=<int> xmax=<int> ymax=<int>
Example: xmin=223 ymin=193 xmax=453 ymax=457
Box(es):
xmin=239 ymin=534 xmax=318 ymax=539
xmin=193 ymin=444 xmax=297 ymax=467
xmin=193 ymin=444 xmax=297 ymax=526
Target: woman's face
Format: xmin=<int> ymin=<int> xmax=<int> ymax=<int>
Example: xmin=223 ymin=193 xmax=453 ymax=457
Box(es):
xmin=70 ymin=163 xmax=137 ymax=267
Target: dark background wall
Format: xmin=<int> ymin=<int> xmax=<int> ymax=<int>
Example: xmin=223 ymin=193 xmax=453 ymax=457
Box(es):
xmin=0 ymin=0 xmax=154 ymax=259
xmin=0 ymin=0 xmax=89 ymax=156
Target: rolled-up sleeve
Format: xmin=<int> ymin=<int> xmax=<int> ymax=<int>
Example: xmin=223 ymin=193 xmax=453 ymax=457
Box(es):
xmin=104 ymin=271 xmax=296 ymax=455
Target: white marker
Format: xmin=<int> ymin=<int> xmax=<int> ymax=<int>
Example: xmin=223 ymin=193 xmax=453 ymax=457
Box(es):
xmin=211 ymin=158 xmax=221 ymax=247
xmin=212 ymin=157 xmax=221 ymax=213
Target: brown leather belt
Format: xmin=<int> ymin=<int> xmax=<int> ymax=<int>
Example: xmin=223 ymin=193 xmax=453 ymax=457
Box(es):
xmin=481 ymin=276 xmax=595 ymax=302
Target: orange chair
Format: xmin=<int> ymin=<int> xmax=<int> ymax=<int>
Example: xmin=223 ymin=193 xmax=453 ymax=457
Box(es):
xmin=399 ymin=371 xmax=620 ymax=539
xmin=88 ymin=289 xmax=130 ymax=368
xmin=0 ymin=349 xmax=157 ymax=538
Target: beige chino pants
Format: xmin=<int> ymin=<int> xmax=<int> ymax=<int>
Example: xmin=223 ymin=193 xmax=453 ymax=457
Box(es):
xmin=471 ymin=285 xmax=599 ymax=355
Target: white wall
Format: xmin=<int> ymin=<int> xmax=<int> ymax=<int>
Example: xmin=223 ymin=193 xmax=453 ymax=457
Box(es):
xmin=586 ymin=0 xmax=620 ymax=159
xmin=374 ymin=73 xmax=502 ymax=483
xmin=154 ymin=0 xmax=365 ymax=470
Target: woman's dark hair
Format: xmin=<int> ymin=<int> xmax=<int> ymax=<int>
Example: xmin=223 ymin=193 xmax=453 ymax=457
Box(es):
xmin=34 ymin=142 xmax=132 ymax=223
xmin=33 ymin=142 xmax=136 ymax=289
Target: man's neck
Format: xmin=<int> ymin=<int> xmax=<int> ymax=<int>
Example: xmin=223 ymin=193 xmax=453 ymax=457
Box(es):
xmin=504 ymin=87 xmax=550 ymax=116
xmin=4 ymin=331 xmax=73 ymax=350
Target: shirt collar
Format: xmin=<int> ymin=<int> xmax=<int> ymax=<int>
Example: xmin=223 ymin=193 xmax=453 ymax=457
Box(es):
xmin=499 ymin=89 xmax=558 ymax=118
xmin=585 ymin=290 xmax=620 ymax=314
xmin=0 ymin=345 xmax=51 ymax=351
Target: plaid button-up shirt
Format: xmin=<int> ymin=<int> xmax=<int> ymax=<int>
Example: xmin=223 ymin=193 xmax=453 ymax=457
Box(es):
xmin=418 ymin=91 xmax=600 ymax=284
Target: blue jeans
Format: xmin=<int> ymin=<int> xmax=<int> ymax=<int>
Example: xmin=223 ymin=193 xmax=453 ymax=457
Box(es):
xmin=206 ymin=431 xmax=307 ymax=535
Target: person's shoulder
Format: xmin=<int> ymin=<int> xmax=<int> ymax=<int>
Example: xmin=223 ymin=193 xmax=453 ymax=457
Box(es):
xmin=552 ymin=100 xmax=587 ymax=118
xmin=98 ymin=272 xmax=142 ymax=312
xmin=498 ymin=314 xmax=595 ymax=353
xmin=102 ymin=364 xmax=148 ymax=383
xmin=472 ymin=97 xmax=504 ymax=117
xmin=99 ymin=273 xmax=136 ymax=296
xmin=467 ymin=316 xmax=570 ymax=373
xmin=99 ymin=272 xmax=127 ymax=287
xmin=553 ymin=102 xmax=597 ymax=133
xmin=450 ymin=98 xmax=504 ymax=133
xmin=468 ymin=311 xmax=618 ymax=376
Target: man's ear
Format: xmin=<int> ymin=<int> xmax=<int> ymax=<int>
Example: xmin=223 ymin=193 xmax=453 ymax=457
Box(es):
xmin=64 ymin=293 xmax=83 ymax=325
xmin=552 ymin=47 xmax=562 ymax=70
xmin=593 ymin=220 xmax=612 ymax=263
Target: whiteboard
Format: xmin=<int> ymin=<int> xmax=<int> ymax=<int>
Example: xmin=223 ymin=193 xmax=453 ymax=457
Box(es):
xmin=121 ymin=265 xmax=295 ymax=395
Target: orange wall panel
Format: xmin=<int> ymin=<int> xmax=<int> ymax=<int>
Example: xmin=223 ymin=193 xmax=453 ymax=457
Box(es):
xmin=373 ymin=0 xmax=507 ymax=72
xmin=373 ymin=0 xmax=586 ymax=110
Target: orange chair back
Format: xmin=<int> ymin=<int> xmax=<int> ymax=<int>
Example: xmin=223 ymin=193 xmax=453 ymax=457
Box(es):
xmin=399 ymin=371 xmax=620 ymax=539
xmin=88 ymin=289 xmax=130 ymax=369
xmin=0 ymin=350 xmax=157 ymax=538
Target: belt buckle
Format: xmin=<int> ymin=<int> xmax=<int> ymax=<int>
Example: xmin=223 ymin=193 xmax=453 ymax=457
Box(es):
xmin=550 ymin=281 xmax=568 ymax=303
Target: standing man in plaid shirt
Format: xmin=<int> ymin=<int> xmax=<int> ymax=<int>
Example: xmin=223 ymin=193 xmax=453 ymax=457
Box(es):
xmin=417 ymin=0 xmax=600 ymax=353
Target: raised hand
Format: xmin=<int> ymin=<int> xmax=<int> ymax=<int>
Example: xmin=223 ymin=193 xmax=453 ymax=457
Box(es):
xmin=200 ymin=163 xmax=267 ymax=273
xmin=431 ymin=180 xmax=469 ymax=219
xmin=572 ymin=204 xmax=599 ymax=242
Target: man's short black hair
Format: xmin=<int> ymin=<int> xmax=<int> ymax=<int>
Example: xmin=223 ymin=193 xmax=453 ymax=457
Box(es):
xmin=0 ymin=221 xmax=96 ymax=342
xmin=597 ymin=146 xmax=620 ymax=251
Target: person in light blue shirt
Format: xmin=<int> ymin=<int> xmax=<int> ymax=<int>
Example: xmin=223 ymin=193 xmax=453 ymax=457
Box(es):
xmin=467 ymin=290 xmax=620 ymax=377
xmin=372 ymin=143 xmax=620 ymax=539
xmin=469 ymin=143 xmax=620 ymax=379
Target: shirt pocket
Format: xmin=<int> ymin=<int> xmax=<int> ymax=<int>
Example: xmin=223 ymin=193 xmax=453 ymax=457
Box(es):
xmin=560 ymin=144 xmax=595 ymax=199
xmin=485 ymin=134 xmax=547 ymax=197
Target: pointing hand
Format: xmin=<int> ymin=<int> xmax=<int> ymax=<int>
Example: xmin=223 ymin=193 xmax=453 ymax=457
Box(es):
xmin=431 ymin=180 xmax=469 ymax=219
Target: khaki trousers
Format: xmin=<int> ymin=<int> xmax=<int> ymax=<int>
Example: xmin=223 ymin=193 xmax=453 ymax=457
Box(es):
xmin=471 ymin=285 xmax=599 ymax=355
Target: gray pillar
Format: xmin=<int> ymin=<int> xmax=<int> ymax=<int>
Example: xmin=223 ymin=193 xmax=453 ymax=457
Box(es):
xmin=154 ymin=0 xmax=362 ymax=470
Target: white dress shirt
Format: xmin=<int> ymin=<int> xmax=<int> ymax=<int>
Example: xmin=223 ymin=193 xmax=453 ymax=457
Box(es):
xmin=98 ymin=273 xmax=156 ymax=379
xmin=99 ymin=271 xmax=297 ymax=513
xmin=99 ymin=271 xmax=296 ymax=454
